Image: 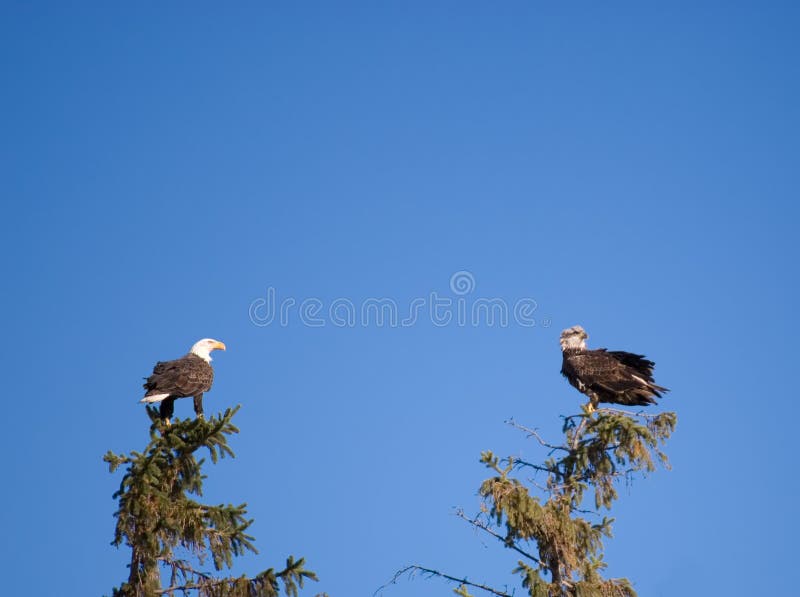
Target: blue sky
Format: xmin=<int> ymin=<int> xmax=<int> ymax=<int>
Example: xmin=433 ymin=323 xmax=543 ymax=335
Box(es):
xmin=1 ymin=2 xmax=798 ymax=596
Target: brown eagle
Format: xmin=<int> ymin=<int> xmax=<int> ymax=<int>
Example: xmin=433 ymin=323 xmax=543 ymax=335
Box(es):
xmin=560 ymin=325 xmax=667 ymax=408
xmin=140 ymin=338 xmax=226 ymax=424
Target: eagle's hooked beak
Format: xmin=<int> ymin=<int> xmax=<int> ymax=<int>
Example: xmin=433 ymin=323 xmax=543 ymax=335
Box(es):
xmin=214 ymin=341 xmax=227 ymax=351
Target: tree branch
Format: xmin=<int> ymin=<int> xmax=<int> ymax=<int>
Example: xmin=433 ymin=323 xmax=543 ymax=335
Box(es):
xmin=456 ymin=509 xmax=542 ymax=567
xmin=506 ymin=419 xmax=568 ymax=452
xmin=595 ymin=406 xmax=662 ymax=419
xmin=158 ymin=577 xmax=235 ymax=595
xmin=376 ymin=565 xmax=512 ymax=597
xmin=511 ymin=458 xmax=552 ymax=474
xmin=571 ymin=416 xmax=589 ymax=451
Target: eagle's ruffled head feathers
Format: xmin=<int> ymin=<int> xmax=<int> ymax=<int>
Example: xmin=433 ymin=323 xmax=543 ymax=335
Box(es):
xmin=560 ymin=325 xmax=588 ymax=351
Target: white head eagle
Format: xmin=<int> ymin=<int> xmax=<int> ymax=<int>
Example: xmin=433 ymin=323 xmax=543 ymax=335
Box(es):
xmin=140 ymin=338 xmax=226 ymax=424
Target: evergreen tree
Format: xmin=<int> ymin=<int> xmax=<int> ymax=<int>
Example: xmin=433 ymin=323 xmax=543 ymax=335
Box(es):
xmin=104 ymin=406 xmax=321 ymax=597
xmin=386 ymin=405 xmax=676 ymax=597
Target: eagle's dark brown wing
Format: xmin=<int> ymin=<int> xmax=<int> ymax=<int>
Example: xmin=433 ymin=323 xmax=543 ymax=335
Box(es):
xmin=606 ymin=350 xmax=657 ymax=381
xmin=143 ymin=354 xmax=214 ymax=398
xmin=561 ymin=349 xmax=667 ymax=406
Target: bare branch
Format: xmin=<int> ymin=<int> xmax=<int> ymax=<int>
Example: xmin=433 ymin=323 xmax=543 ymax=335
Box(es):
xmin=511 ymin=458 xmax=552 ymax=474
xmin=506 ymin=419 xmax=568 ymax=452
xmin=528 ymin=478 xmax=553 ymax=494
xmin=375 ymin=565 xmax=512 ymax=597
xmin=570 ymin=416 xmax=589 ymax=451
xmin=595 ymin=406 xmax=662 ymax=419
xmin=456 ymin=509 xmax=542 ymax=566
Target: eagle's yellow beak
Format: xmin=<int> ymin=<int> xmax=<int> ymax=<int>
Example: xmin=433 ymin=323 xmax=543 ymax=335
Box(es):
xmin=214 ymin=341 xmax=227 ymax=351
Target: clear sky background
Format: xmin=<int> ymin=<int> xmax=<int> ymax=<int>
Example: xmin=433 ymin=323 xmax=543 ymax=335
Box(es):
xmin=1 ymin=2 xmax=798 ymax=596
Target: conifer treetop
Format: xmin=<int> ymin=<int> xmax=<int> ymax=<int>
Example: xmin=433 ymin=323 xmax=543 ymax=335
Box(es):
xmin=104 ymin=406 xmax=323 ymax=597
xmin=382 ymin=406 xmax=677 ymax=597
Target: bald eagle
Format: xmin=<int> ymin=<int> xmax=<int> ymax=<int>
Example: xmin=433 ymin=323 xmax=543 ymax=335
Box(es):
xmin=560 ymin=325 xmax=667 ymax=408
xmin=140 ymin=338 xmax=226 ymax=424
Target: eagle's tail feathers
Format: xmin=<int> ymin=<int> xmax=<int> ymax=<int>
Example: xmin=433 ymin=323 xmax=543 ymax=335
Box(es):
xmin=650 ymin=383 xmax=669 ymax=397
xmin=140 ymin=393 xmax=170 ymax=403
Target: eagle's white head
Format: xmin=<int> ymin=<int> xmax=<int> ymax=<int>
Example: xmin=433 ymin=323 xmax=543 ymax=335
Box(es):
xmin=560 ymin=325 xmax=588 ymax=351
xmin=190 ymin=338 xmax=227 ymax=362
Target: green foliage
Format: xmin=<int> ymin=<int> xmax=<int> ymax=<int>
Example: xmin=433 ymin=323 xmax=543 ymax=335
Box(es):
xmin=104 ymin=406 xmax=319 ymax=597
xmin=381 ymin=406 xmax=675 ymax=597
xmin=390 ymin=408 xmax=676 ymax=596
xmin=472 ymin=408 xmax=676 ymax=597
